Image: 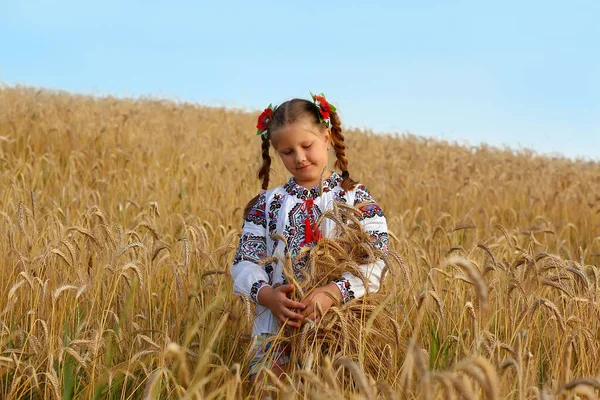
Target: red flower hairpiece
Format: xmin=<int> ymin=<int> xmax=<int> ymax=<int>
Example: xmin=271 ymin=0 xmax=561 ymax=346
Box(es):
xmin=310 ymin=91 xmax=337 ymax=128
xmin=256 ymin=104 xmax=277 ymax=138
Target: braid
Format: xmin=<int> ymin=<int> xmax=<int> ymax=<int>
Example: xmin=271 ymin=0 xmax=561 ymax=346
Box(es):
xmin=330 ymin=110 xmax=357 ymax=191
xmin=258 ymin=135 xmax=271 ymax=190
xmin=243 ymin=135 xmax=271 ymax=219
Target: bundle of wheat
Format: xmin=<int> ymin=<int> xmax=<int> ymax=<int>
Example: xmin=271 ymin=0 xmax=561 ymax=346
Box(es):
xmin=252 ymin=201 xmax=403 ymax=385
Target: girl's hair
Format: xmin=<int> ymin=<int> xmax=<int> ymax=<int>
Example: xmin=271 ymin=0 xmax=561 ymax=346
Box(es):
xmin=243 ymin=98 xmax=356 ymax=218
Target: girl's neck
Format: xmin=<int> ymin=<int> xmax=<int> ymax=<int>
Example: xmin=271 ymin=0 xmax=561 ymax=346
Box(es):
xmin=294 ymin=169 xmax=333 ymax=190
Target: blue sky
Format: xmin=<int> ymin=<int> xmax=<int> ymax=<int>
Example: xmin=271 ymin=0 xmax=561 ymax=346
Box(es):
xmin=1 ymin=0 xmax=599 ymax=160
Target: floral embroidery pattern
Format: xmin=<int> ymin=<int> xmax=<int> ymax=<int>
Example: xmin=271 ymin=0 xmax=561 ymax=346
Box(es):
xmin=293 ymin=254 xmax=312 ymax=279
xmin=233 ymin=233 xmax=267 ymax=264
xmin=265 ymin=262 xmax=274 ymax=284
xmin=245 ymin=194 xmax=267 ymax=228
xmin=283 ymin=172 xmax=343 ymax=200
xmin=358 ymin=203 xmax=384 ymax=219
xmin=333 ymin=277 xmax=355 ymax=303
xmin=284 ymin=202 xmax=322 ymax=260
xmin=353 ymin=185 xmax=374 ymax=205
xmin=250 ymin=280 xmax=269 ymax=302
xmin=333 ymin=189 xmax=347 ymax=203
xmin=323 ymin=173 xmax=343 ymax=191
xmin=368 ymin=231 xmax=389 ymax=253
xmin=268 ymin=193 xmax=284 ymax=236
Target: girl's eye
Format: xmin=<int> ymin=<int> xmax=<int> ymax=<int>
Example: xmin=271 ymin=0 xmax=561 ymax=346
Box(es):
xmin=283 ymin=151 xmax=293 ymax=155
xmin=302 ymin=144 xmax=312 ymax=149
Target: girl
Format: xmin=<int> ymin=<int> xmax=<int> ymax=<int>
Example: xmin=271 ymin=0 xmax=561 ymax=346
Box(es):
xmin=230 ymin=93 xmax=388 ymax=379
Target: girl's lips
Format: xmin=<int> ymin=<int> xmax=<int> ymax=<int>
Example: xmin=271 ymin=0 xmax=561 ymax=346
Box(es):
xmin=297 ymin=164 xmax=311 ymax=171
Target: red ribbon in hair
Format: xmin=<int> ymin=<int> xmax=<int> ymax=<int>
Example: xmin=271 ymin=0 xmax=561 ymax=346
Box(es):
xmin=303 ymin=199 xmax=322 ymax=244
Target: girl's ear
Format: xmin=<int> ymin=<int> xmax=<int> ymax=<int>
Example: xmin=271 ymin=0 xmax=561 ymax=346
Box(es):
xmin=324 ymin=128 xmax=332 ymax=145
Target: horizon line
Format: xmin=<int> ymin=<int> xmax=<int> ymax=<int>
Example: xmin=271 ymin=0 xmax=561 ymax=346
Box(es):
xmin=3 ymin=82 xmax=598 ymax=164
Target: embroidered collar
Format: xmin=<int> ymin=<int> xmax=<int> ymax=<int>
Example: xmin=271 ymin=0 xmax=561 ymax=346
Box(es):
xmin=283 ymin=171 xmax=342 ymax=199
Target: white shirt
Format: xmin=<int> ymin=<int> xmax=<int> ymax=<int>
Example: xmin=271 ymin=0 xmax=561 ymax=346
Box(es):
xmin=230 ymin=172 xmax=388 ymax=335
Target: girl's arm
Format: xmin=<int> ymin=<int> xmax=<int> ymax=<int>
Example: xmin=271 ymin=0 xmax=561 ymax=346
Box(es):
xmin=231 ymin=194 xmax=306 ymax=327
xmin=332 ymin=185 xmax=389 ymax=303
xmin=230 ymin=194 xmax=272 ymax=303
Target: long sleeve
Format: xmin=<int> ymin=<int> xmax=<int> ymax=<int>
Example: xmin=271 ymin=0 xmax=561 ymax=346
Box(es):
xmin=333 ymin=185 xmax=389 ymax=303
xmin=230 ymin=194 xmax=271 ymax=303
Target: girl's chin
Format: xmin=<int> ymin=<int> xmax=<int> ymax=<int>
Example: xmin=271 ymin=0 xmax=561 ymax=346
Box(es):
xmin=295 ymin=169 xmax=316 ymax=178
xmin=293 ymin=166 xmax=331 ymax=179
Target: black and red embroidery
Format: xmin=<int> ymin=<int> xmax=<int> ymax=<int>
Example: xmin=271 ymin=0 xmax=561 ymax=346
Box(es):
xmin=268 ymin=193 xmax=284 ymax=236
xmin=265 ymin=262 xmax=275 ymax=284
xmin=333 ymin=277 xmax=355 ymax=303
xmin=323 ymin=174 xmax=343 ymax=191
xmin=284 ymin=201 xmax=322 ymax=259
xmin=368 ymin=231 xmax=389 ymax=254
xmin=250 ymin=280 xmax=269 ymax=302
xmin=233 ymin=233 xmax=267 ymax=264
xmin=353 ymin=184 xmax=374 ymax=205
xmin=351 ymin=185 xmax=387 ymax=254
xmin=245 ymin=194 xmax=267 ymax=228
xmin=283 ymin=172 xmax=343 ymax=200
xmin=333 ymin=189 xmax=347 ymax=203
xmin=358 ymin=203 xmax=384 ymax=219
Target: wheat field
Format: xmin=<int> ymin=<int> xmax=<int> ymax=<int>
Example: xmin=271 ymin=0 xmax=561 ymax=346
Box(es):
xmin=1 ymin=86 xmax=600 ymax=399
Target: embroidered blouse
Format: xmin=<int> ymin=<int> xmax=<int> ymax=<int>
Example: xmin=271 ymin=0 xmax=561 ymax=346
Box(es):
xmin=230 ymin=171 xmax=389 ymax=335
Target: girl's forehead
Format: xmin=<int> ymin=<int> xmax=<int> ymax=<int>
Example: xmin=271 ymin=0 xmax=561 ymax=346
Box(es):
xmin=271 ymin=121 xmax=322 ymax=145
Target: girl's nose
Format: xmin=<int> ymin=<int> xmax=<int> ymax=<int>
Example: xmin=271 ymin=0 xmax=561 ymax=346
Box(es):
xmin=295 ymin=151 xmax=306 ymax=164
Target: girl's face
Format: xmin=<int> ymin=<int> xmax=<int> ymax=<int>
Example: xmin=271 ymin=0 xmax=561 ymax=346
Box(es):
xmin=271 ymin=120 xmax=331 ymax=189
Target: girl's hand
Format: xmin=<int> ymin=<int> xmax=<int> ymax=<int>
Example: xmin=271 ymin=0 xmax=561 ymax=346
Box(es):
xmin=257 ymin=284 xmax=306 ymax=328
xmin=301 ymin=283 xmax=343 ymax=323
